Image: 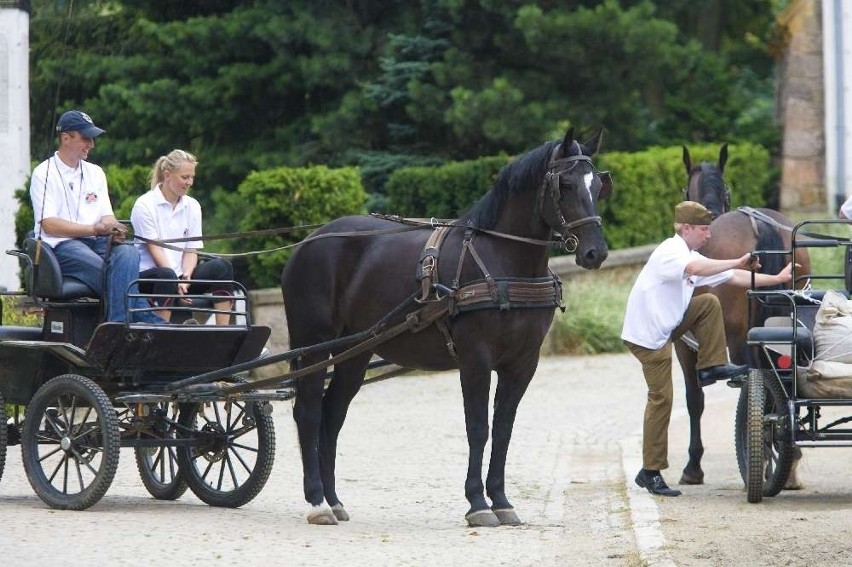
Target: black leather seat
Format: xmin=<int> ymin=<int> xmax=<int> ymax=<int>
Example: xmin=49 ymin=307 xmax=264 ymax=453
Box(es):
xmin=22 ymin=236 xmax=97 ymax=300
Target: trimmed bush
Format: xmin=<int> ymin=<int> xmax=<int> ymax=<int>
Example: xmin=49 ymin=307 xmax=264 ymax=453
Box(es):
xmin=386 ymin=155 xmax=510 ymax=218
xmin=596 ymin=143 xmax=769 ymax=248
xmin=236 ymin=165 xmax=367 ymax=287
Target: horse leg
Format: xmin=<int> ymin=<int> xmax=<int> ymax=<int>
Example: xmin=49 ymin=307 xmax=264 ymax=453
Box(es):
xmin=674 ymin=339 xmax=705 ymax=485
xmin=292 ymin=355 xmax=339 ymax=526
xmin=317 ymin=352 xmax=371 ymax=521
xmin=460 ymin=363 xmax=500 ymax=528
xmin=485 ymin=366 xmax=535 ymax=526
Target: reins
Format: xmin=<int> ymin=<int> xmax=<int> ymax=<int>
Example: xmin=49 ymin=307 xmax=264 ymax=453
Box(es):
xmin=135 ymin=214 xmax=571 ymax=260
xmin=737 ymin=207 xmax=851 ymax=244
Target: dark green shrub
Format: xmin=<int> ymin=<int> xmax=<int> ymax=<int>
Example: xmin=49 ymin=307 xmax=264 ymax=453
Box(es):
xmin=386 ymin=155 xmax=510 ymax=218
xmin=104 ymin=164 xmax=151 ymax=221
xmin=237 ymin=165 xmax=367 ymax=287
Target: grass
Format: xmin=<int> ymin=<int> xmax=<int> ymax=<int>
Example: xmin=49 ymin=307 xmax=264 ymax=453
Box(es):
xmin=548 ymin=273 xmax=630 ymax=356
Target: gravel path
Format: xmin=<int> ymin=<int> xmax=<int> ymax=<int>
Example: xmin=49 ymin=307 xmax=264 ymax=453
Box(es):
xmin=2 ymin=353 xmax=852 ymax=566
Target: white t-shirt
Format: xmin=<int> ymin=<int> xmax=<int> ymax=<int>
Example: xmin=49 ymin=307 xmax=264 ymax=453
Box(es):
xmin=131 ymin=185 xmax=203 ymax=275
xmin=621 ymin=234 xmax=733 ymax=349
xmin=30 ymin=153 xmax=114 ymax=247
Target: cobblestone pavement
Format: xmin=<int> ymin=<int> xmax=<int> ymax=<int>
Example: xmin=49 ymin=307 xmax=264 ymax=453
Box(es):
xmin=2 ymin=354 xmax=852 ymax=566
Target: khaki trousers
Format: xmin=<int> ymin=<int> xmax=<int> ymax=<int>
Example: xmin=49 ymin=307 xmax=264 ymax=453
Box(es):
xmin=625 ymin=293 xmax=728 ymax=470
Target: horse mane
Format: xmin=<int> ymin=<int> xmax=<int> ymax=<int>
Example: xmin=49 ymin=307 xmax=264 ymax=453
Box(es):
xmin=462 ymin=140 xmax=560 ymax=229
xmin=695 ymin=163 xmax=727 ymax=214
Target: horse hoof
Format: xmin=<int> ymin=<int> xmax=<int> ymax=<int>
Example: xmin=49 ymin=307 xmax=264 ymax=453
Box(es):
xmin=492 ymin=508 xmax=522 ymax=526
xmin=307 ymin=506 xmax=339 ymax=525
xmin=784 ymin=459 xmax=803 ymax=490
xmin=331 ymin=503 xmax=350 ymax=521
xmin=679 ymin=472 xmax=704 ymax=485
xmin=465 ymin=509 xmax=500 ymax=528
xmin=783 ymin=474 xmax=803 ymax=491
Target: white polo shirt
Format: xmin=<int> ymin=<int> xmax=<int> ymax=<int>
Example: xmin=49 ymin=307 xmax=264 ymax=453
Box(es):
xmin=30 ymin=153 xmax=114 ymax=247
xmin=621 ymin=234 xmax=732 ymax=349
xmin=131 ymin=185 xmax=203 ymax=275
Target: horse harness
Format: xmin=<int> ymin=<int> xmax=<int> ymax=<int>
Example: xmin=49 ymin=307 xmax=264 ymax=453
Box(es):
xmin=414 ymin=224 xmax=564 ymax=359
xmin=410 ymin=145 xmax=608 ymax=359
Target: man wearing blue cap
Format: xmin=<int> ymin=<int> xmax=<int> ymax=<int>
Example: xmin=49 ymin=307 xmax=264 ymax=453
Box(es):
xmin=28 ymin=110 xmax=163 ymax=324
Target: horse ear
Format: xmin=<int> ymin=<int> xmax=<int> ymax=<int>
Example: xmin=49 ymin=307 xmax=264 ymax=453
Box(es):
xmin=682 ymin=146 xmax=692 ymax=175
xmin=597 ymin=171 xmax=613 ymax=200
xmin=561 ymin=127 xmax=575 ymax=154
xmin=718 ymin=143 xmax=729 ymax=173
xmin=582 ymin=128 xmax=605 ymax=156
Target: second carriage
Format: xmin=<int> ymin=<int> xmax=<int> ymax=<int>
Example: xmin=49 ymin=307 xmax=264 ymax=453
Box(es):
xmin=737 ymin=218 xmax=852 ymax=502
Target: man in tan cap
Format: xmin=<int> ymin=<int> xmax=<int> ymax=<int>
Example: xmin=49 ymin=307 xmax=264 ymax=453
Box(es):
xmin=621 ymin=201 xmax=795 ymax=496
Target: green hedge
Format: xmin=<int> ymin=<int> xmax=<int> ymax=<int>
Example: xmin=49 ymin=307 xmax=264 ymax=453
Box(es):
xmin=386 ymin=155 xmax=510 ymax=218
xmin=12 ymin=143 xmax=770 ymax=289
xmin=385 ymin=142 xmax=769 ymax=248
xmin=596 ymin=143 xmax=769 ymax=248
xmin=236 ymin=165 xmax=368 ymax=288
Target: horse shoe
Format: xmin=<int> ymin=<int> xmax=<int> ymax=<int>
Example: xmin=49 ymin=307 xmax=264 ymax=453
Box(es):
xmin=307 ymin=505 xmax=339 ymax=525
xmin=465 ymin=508 xmax=500 ymax=528
xmin=491 ymin=507 xmax=521 ymax=526
xmin=331 ymin=503 xmax=350 ymax=521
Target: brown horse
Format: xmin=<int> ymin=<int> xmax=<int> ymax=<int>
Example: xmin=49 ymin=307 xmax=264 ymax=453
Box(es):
xmin=675 ymin=144 xmax=809 ymax=487
xmin=281 ymin=128 xmax=611 ymax=526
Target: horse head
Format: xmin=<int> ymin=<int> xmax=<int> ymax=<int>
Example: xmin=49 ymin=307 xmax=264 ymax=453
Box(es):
xmin=538 ymin=127 xmax=611 ymax=269
xmin=682 ymin=143 xmax=730 ymax=218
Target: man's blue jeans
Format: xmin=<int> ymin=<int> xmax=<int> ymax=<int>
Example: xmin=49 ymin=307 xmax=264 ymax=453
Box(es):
xmin=52 ymin=237 xmax=163 ymax=323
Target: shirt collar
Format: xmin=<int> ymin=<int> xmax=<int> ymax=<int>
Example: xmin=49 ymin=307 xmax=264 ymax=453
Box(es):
xmin=154 ymin=184 xmax=185 ymax=209
xmin=53 ymin=152 xmax=81 ymax=176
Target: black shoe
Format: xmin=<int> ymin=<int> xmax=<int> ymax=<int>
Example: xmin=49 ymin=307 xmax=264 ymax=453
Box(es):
xmin=697 ymin=363 xmax=749 ymax=387
xmin=635 ymin=470 xmax=682 ymax=497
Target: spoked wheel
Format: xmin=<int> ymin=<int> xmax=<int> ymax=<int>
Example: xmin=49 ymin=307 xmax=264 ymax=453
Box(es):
xmin=176 ymin=396 xmax=275 ymax=508
xmin=735 ymin=369 xmax=794 ymax=503
xmin=0 ymin=389 xmax=7 ymax=483
xmin=134 ymin=401 xmax=188 ymax=500
xmin=21 ymin=374 xmax=120 ymax=510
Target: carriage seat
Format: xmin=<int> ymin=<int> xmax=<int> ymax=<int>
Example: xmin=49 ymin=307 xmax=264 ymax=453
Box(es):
xmin=747 ymin=315 xmax=814 ymax=363
xmin=21 ymin=236 xmax=97 ymax=300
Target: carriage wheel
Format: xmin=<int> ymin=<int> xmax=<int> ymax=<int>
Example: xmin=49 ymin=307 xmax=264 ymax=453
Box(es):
xmin=134 ymin=401 xmax=188 ymax=500
xmin=176 ymin=396 xmax=275 ymax=508
xmin=21 ymin=374 xmax=120 ymax=510
xmin=734 ymin=369 xmax=794 ymax=503
xmin=0 ymin=390 xmax=6 ymax=483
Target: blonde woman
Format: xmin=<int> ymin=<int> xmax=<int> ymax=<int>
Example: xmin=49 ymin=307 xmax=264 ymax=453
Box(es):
xmin=130 ymin=149 xmax=233 ymax=324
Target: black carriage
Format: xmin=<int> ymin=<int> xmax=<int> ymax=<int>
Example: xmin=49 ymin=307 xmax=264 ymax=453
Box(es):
xmin=0 ymin=236 xmax=289 ymax=510
xmin=738 ymin=218 xmax=852 ymax=502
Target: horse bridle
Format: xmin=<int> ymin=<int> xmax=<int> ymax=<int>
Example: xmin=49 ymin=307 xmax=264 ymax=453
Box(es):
xmin=538 ymin=147 xmax=604 ymax=252
xmin=683 ymin=166 xmax=732 ymax=213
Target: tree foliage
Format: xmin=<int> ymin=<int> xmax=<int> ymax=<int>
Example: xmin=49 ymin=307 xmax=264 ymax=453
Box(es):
xmin=26 ymin=0 xmax=785 ymax=241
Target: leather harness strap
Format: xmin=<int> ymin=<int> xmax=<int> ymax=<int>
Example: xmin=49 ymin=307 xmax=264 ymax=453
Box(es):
xmin=414 ymin=224 xmax=565 ymax=360
xmin=452 ymin=275 xmax=563 ymax=313
xmin=417 ymin=225 xmax=451 ymax=302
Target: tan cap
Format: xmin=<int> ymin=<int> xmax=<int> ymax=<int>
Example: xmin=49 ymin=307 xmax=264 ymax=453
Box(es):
xmin=675 ymin=201 xmax=713 ymax=225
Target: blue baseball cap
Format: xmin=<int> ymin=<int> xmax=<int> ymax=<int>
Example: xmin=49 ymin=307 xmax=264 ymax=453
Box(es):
xmin=56 ymin=110 xmax=105 ymax=138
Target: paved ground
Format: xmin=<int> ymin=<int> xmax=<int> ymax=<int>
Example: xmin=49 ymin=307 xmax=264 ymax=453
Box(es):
xmin=2 ymin=353 xmax=852 ymax=566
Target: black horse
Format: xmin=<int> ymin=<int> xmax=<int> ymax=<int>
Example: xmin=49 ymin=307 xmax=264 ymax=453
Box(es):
xmin=675 ymin=144 xmax=809 ymax=487
xmin=281 ymin=128 xmax=611 ymax=526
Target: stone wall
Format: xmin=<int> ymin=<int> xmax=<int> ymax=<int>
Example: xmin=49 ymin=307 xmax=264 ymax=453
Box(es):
xmin=777 ymin=0 xmax=826 ymax=213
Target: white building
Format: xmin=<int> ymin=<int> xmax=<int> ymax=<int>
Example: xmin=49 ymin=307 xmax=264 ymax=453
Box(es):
xmin=0 ymin=1 xmax=28 ymax=291
xmin=823 ymin=0 xmax=852 ymax=212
